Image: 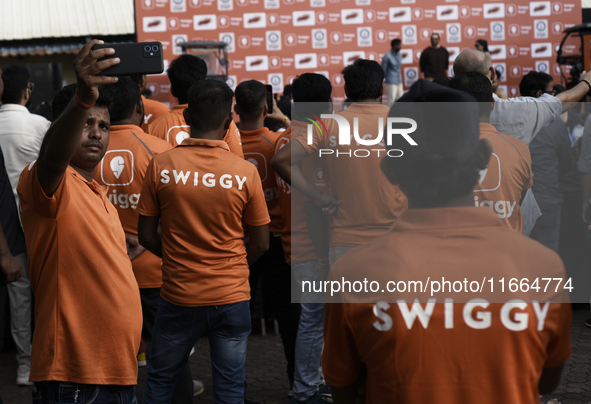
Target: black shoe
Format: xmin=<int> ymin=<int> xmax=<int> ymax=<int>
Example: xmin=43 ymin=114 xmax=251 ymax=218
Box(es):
xmin=585 ymin=317 xmax=591 ymax=328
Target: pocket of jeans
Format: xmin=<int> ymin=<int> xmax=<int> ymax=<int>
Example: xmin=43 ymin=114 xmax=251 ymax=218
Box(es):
xmin=58 ymin=383 xmax=99 ymax=403
xmin=219 ymin=301 xmax=252 ymax=338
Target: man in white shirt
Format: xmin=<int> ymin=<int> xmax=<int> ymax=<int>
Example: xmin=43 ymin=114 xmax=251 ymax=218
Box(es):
xmin=0 ymin=65 xmax=50 ymax=386
xmin=453 ymin=50 xmax=591 ymax=145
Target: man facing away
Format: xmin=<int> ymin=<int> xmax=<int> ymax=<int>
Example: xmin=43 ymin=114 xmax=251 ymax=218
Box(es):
xmin=322 ymin=79 xmax=571 ymax=404
xmin=148 ymin=54 xmax=244 ymax=157
xmin=453 ymin=49 xmax=591 ymax=145
xmin=17 ymin=40 xmax=142 ymax=403
xmin=449 ymin=72 xmax=533 ymax=233
xmin=419 ymin=33 xmax=449 ymax=81
xmin=0 ymin=65 xmax=50 ymax=386
xmin=271 ymin=73 xmax=333 ymax=404
xmin=274 ymin=59 xmax=408 ymax=267
xmin=139 ymin=79 xmax=270 ymax=404
xmin=233 ymin=79 xmax=301 ymax=393
xmin=382 ymin=38 xmax=403 ymax=107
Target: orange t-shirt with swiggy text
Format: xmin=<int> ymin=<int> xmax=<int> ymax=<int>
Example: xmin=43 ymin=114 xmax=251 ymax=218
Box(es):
xmin=93 ymin=124 xmax=172 ymax=288
xmin=240 ymin=127 xmax=282 ymax=233
xmin=137 ymin=138 xmax=270 ymax=306
xmin=296 ymin=103 xmax=408 ymax=247
xmin=149 ymin=104 xmax=244 ymax=158
xmin=141 ymin=95 xmax=170 ymax=133
xmin=323 ymin=207 xmax=571 ymax=404
xmin=275 ymin=126 xmax=327 ymax=265
xmin=17 ymin=163 xmax=142 ymax=385
xmin=476 ymin=123 xmax=533 ymax=233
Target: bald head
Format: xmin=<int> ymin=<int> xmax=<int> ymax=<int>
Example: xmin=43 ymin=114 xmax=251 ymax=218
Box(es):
xmin=453 ymin=50 xmax=492 ymax=80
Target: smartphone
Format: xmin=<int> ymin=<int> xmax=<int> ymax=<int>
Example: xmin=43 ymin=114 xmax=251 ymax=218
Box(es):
xmin=265 ymin=84 xmax=273 ymax=114
xmin=92 ymin=42 xmax=164 ymax=76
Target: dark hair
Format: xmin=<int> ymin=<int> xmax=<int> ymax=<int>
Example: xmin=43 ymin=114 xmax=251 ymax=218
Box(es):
xmin=235 ymin=80 xmax=267 ymax=122
xmin=292 ymin=73 xmax=332 ymax=103
xmin=391 ymin=38 xmax=401 ymax=47
xmin=292 ymin=73 xmax=333 ymax=119
xmin=1 ymin=65 xmax=29 ymax=104
xmin=51 ymin=84 xmax=112 ymax=122
xmin=431 ymin=33 xmax=440 ymax=39
xmin=101 ymin=77 xmax=142 ymax=123
xmin=384 ymin=80 xmax=485 ymax=207
xmin=448 ymin=72 xmax=493 ymax=118
xmin=448 ymin=72 xmax=493 ymax=102
xmin=342 ymin=59 xmax=384 ymax=101
xmin=475 ymin=39 xmax=489 ymax=52
xmin=186 ymin=80 xmax=233 ymax=133
xmin=128 ymin=75 xmax=143 ymax=86
xmin=282 ymin=84 xmax=292 ymax=98
xmin=519 ymin=71 xmax=553 ymax=97
xmin=167 ymin=55 xmax=207 ymax=104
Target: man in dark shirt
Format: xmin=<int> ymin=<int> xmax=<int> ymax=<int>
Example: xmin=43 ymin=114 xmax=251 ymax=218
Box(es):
xmin=419 ymin=33 xmax=449 ymax=81
xmin=529 ymin=86 xmax=573 ymax=252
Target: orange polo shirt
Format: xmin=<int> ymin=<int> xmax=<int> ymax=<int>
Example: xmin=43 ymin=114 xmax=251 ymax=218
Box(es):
xmin=17 ymin=163 xmax=141 ymax=385
xmin=476 ymin=123 xmax=533 ymax=233
xmin=141 ymin=95 xmax=170 ymax=133
xmin=149 ymin=104 xmax=244 ymax=158
xmin=137 ymin=137 xmax=270 ymax=307
xmin=93 ymin=124 xmax=172 ymax=288
xmin=275 ymin=126 xmax=326 ymax=264
xmin=323 ymin=207 xmax=571 ymax=404
xmin=296 ymin=103 xmax=408 ymax=247
xmin=240 ymin=127 xmax=281 ymax=233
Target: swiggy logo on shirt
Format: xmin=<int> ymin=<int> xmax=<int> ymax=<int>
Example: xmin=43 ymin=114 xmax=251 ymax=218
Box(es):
xmin=166 ymin=125 xmax=191 ymax=146
xmin=101 ymin=150 xmax=134 ymax=186
xmin=473 ymin=153 xmax=517 ymax=219
xmin=160 ymin=169 xmax=248 ymax=190
xmin=306 ymin=114 xmax=418 ymax=158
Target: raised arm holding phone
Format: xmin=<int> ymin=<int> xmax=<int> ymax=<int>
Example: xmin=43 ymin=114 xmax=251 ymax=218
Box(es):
xmin=16 ymin=40 xmax=143 ymax=402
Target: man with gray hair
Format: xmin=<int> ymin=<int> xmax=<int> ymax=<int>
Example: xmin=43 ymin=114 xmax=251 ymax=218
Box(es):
xmin=453 ymin=49 xmax=591 ymax=145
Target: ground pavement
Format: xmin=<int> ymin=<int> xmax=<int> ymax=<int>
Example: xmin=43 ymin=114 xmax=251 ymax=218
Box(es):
xmin=1 ymin=309 xmax=590 ymax=404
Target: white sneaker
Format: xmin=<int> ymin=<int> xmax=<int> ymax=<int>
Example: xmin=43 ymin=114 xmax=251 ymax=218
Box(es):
xmin=17 ymin=365 xmax=33 ymax=386
xmin=193 ymin=380 xmax=204 ymax=397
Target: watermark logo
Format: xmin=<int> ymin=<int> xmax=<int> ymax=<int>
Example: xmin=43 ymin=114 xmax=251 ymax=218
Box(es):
xmin=305 ymin=114 xmax=418 ymax=158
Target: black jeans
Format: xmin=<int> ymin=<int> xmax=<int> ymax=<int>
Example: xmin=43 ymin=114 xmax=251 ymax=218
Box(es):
xmin=249 ymin=234 xmax=301 ymax=383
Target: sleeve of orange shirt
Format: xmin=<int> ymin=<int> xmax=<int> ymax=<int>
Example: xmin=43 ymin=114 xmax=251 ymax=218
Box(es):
xmin=322 ymin=302 xmax=363 ymax=388
xmin=137 ymin=158 xmax=160 ymax=217
xmin=225 ymin=121 xmax=244 ymax=159
xmin=295 ymin=122 xmax=324 ymax=155
xmin=543 ymin=302 xmax=572 ymax=368
xmin=17 ymin=160 xmax=68 ymax=219
xmin=243 ymin=165 xmax=272 ymax=227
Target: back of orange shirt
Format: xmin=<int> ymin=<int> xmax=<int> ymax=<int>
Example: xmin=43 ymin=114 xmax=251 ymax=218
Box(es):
xmin=241 ymin=127 xmax=281 ymax=233
xmin=149 ymin=104 xmax=244 ymax=158
xmin=323 ymin=207 xmax=571 ymax=404
xmin=141 ymin=95 xmax=170 ymax=133
xmin=476 ymin=123 xmax=533 ymax=233
xmin=137 ymin=138 xmax=270 ymax=307
xmin=18 ymin=163 xmax=141 ymax=385
xmin=93 ymin=124 xmax=172 ymax=288
xmin=275 ymin=127 xmax=326 ymax=264
xmin=296 ymin=103 xmax=408 ymax=247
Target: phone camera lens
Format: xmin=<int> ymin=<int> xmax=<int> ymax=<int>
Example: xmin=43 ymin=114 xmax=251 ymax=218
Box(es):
xmin=151 ymin=45 xmax=159 ymax=52
xmin=144 ymin=45 xmax=152 ymax=52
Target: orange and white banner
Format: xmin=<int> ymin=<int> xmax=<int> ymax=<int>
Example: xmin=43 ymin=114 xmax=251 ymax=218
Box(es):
xmin=135 ymin=0 xmax=581 ymax=103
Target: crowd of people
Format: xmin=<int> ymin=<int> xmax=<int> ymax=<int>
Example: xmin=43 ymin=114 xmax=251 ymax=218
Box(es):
xmin=0 ymin=37 xmax=589 ymax=404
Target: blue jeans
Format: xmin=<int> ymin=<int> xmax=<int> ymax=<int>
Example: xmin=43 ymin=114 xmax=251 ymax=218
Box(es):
xmin=142 ymin=299 xmax=251 ymax=404
xmin=32 ymin=381 xmax=137 ymax=404
xmin=292 ymin=260 xmax=329 ymax=401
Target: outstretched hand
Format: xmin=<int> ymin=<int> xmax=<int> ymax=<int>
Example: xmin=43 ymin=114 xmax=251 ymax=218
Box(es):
xmin=73 ymin=40 xmax=120 ymax=106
